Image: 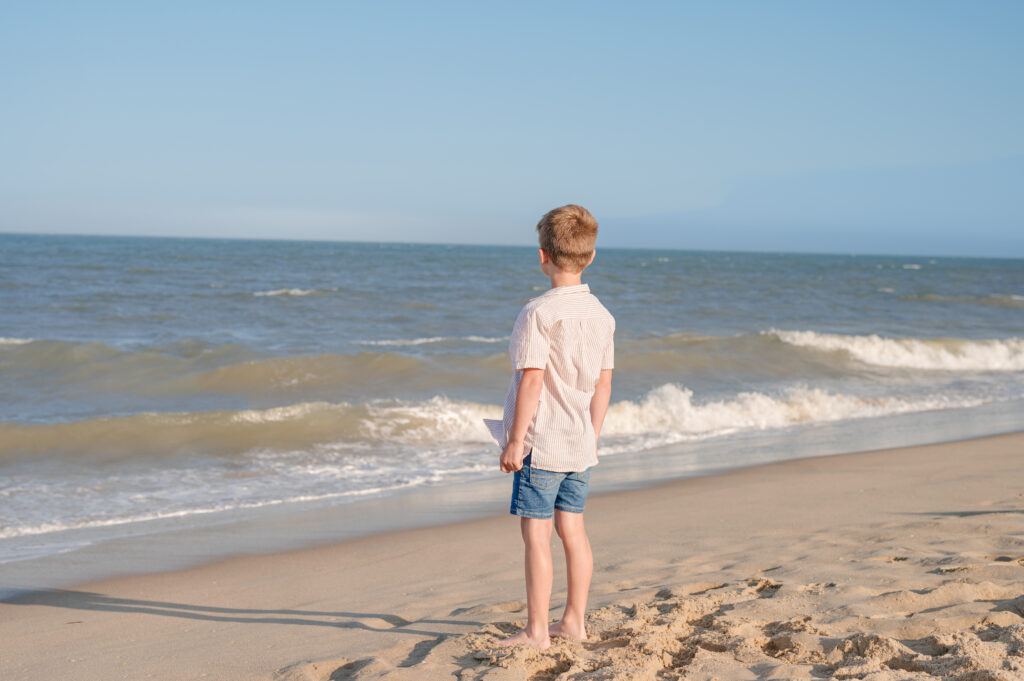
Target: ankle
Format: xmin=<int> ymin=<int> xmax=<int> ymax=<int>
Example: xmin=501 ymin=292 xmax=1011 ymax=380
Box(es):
xmin=525 ymin=623 xmax=550 ymax=640
xmin=562 ymin=606 xmax=585 ymax=620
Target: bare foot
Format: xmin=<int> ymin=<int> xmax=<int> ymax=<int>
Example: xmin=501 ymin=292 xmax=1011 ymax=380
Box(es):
xmin=549 ymin=620 xmax=587 ymax=640
xmin=493 ymin=628 xmax=551 ymax=649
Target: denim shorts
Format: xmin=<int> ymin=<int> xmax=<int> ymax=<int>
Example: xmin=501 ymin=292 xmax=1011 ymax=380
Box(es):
xmin=510 ymin=451 xmax=592 ymax=519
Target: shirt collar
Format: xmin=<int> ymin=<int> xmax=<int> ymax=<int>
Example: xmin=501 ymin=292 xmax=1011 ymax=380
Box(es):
xmin=534 ymin=283 xmax=590 ymax=299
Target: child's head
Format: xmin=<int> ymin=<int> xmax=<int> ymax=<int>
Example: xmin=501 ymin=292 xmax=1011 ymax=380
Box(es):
xmin=536 ymin=204 xmax=598 ymax=273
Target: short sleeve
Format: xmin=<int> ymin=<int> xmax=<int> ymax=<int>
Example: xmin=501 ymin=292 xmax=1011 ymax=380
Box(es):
xmin=510 ymin=307 xmax=550 ymax=370
xmin=601 ymin=330 xmax=615 ymax=370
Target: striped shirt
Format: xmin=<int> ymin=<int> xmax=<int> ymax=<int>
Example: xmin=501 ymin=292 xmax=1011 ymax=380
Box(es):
xmin=500 ymin=283 xmax=615 ymax=472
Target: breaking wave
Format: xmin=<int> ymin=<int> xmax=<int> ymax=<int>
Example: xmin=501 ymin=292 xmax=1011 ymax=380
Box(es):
xmin=354 ymin=336 xmax=508 ymax=347
xmin=598 ymin=384 xmax=990 ymax=453
xmin=0 ymin=383 xmax=1002 ymax=465
xmin=253 ymin=287 xmax=336 ymax=297
xmin=769 ymin=330 xmax=1024 ymax=371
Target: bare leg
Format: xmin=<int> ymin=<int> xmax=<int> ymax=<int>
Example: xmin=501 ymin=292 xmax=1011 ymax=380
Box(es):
xmin=550 ymin=510 xmax=592 ymax=639
xmin=495 ymin=517 xmax=552 ymax=648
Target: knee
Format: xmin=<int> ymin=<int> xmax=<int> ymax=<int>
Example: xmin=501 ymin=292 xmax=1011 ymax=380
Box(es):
xmin=520 ymin=518 xmax=553 ymax=544
xmin=555 ymin=515 xmax=586 ymax=543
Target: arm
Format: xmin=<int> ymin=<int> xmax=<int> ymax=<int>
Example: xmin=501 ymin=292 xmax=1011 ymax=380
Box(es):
xmin=499 ymin=368 xmax=544 ymax=473
xmin=590 ymin=369 xmax=613 ymax=456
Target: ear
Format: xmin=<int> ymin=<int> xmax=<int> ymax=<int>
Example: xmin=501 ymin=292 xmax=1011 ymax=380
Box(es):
xmin=587 ymin=250 xmax=596 ymax=267
xmin=538 ymin=248 xmax=550 ymax=264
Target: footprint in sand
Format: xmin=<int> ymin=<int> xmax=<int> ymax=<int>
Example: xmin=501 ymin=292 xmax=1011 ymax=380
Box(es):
xmin=798 ymin=582 xmax=836 ymax=594
xmin=747 ymin=578 xmax=782 ymax=597
xmin=932 ymin=565 xmax=974 ymax=574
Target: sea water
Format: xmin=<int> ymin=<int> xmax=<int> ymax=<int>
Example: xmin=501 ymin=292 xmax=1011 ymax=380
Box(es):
xmin=1 ymin=233 xmax=1022 ymax=570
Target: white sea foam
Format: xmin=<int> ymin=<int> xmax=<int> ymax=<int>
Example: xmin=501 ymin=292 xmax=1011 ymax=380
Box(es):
xmin=253 ymin=288 xmax=319 ymax=296
xmin=0 ymin=438 xmax=496 ymax=545
xmin=228 ymin=396 xmax=501 ymax=442
xmin=0 ymin=384 xmax=1006 ymax=548
xmin=770 ymin=330 xmax=1024 ymax=371
xmin=598 ymin=383 xmax=988 ymax=452
xmin=903 ymin=264 xmax=922 ymax=270
xmin=0 ymin=337 xmax=34 ymax=345
xmin=358 ymin=396 xmax=500 ymax=442
xmin=354 ymin=335 xmax=508 ymax=347
xmin=215 ymin=384 xmax=1001 ymax=453
xmin=0 ymin=484 xmax=422 ymax=540
xmin=229 ymin=402 xmax=332 ymax=423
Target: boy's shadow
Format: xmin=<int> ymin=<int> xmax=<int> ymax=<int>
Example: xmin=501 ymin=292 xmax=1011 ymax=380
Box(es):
xmin=2 ymin=588 xmax=480 ymax=636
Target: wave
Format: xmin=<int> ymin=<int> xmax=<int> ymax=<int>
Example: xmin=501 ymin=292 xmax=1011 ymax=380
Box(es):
xmin=0 ymin=397 xmax=501 ymax=462
xmin=0 ymin=337 xmax=34 ymax=345
xmin=4 ymin=332 xmax=1021 ymax=418
xmin=598 ymin=384 xmax=989 ymax=453
xmin=900 ymin=293 xmax=1024 ymax=310
xmin=253 ymin=287 xmax=325 ymax=296
xmin=0 ymin=382 xmax=1001 ymax=464
xmin=0 ymin=339 xmax=262 ymax=390
xmin=770 ymin=330 xmax=1024 ymax=371
xmin=354 ymin=336 xmax=508 ymax=347
xmin=0 ymin=483 xmax=424 ymax=540
xmin=0 ymin=384 xmax=1008 ymax=545
xmin=0 ymin=339 xmax=510 ymax=396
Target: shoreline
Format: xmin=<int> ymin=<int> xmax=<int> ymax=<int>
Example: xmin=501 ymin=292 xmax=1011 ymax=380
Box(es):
xmin=2 ymin=398 xmax=1023 ymax=597
xmin=2 ymin=429 xmax=1023 ymax=680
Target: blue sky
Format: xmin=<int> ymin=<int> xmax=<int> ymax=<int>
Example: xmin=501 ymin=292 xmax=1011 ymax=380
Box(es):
xmin=2 ymin=1 xmax=1022 ymax=256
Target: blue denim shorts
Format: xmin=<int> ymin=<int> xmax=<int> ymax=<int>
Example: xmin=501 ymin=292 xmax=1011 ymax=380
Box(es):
xmin=510 ymin=451 xmax=592 ymax=519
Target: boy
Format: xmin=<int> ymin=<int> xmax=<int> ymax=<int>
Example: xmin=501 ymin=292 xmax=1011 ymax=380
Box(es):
xmin=492 ymin=204 xmax=615 ymax=649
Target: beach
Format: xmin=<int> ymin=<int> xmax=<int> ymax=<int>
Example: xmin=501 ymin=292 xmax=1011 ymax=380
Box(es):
xmin=2 ymin=235 xmax=1022 ymax=679
xmin=4 ymin=3 xmax=1022 ymax=678
xmin=3 ymin=430 xmax=1022 ymax=680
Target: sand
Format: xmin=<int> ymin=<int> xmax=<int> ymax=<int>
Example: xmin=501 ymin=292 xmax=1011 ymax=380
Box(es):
xmin=2 ymin=431 xmax=1023 ymax=681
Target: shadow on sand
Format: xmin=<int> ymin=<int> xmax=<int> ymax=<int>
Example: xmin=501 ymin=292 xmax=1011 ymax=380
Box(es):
xmin=1 ymin=587 xmax=481 ymax=637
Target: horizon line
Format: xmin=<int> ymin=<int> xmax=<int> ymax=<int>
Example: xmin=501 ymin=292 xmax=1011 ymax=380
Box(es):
xmin=1 ymin=229 xmax=1021 ymax=262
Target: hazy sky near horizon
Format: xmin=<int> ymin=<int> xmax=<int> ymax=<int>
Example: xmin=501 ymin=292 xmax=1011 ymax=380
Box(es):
xmin=2 ymin=2 xmax=1022 ymax=256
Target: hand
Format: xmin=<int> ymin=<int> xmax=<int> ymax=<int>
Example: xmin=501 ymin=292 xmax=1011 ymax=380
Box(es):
xmin=500 ymin=440 xmax=526 ymax=473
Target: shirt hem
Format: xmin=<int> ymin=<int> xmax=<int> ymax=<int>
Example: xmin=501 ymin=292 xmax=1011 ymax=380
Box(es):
xmin=523 ymin=458 xmax=599 ymax=474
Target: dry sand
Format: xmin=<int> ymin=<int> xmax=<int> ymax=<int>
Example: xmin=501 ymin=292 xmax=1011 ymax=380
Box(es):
xmin=2 ymin=431 xmax=1023 ymax=681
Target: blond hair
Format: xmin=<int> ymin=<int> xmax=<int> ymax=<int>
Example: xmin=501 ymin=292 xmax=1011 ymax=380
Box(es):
xmin=536 ymin=204 xmax=598 ymax=273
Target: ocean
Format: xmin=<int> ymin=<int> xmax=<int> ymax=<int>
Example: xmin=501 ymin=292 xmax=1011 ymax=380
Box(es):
xmin=1 ymin=233 xmax=1023 ymax=574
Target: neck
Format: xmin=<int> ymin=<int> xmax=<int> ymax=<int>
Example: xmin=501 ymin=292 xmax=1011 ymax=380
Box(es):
xmin=548 ymin=270 xmax=583 ymax=288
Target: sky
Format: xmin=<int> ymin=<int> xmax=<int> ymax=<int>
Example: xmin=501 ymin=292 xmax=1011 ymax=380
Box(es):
xmin=1 ymin=1 xmax=1022 ymax=256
